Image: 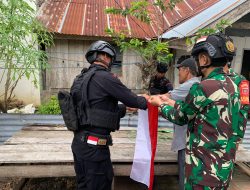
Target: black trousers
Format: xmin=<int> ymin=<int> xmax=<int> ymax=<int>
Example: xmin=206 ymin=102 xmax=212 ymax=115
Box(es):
xmin=73 ymin=152 xmax=113 ymax=190
xmin=178 ymin=149 xmax=185 ymax=190
xmin=72 ymin=130 xmax=114 ymax=190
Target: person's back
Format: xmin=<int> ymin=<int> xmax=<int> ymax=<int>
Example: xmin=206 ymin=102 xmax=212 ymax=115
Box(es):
xmin=185 ymin=34 xmax=240 ymax=187
xmin=183 ymin=68 xmax=239 ymax=186
xmin=71 ymin=40 xmax=148 ymax=190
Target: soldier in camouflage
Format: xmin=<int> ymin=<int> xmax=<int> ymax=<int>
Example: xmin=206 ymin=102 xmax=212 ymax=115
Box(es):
xmin=149 ymin=33 xmax=242 ymax=190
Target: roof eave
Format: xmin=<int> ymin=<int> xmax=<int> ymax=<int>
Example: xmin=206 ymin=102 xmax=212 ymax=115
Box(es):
xmin=162 ymin=0 xmax=250 ymax=39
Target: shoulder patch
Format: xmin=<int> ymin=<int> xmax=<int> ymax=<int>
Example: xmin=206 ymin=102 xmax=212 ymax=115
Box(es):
xmin=225 ymin=41 xmax=235 ymax=53
xmin=239 ymin=80 xmax=249 ymax=105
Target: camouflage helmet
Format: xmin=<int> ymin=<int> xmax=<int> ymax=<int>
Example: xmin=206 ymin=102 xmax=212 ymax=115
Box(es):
xmin=191 ymin=33 xmax=236 ymax=66
xmin=85 ymin=41 xmax=116 ymax=64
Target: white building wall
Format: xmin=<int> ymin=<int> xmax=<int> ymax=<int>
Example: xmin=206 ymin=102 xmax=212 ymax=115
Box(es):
xmin=231 ymin=36 xmax=250 ymax=74
xmin=122 ymin=49 xmax=143 ymax=92
xmin=0 ymin=1 xmax=40 ymax=106
xmin=42 ymin=39 xmax=146 ymax=100
xmin=0 ymin=68 xmax=41 ymax=106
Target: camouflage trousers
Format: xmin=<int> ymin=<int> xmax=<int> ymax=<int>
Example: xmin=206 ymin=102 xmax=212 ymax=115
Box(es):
xmin=185 ymin=182 xmax=229 ymax=190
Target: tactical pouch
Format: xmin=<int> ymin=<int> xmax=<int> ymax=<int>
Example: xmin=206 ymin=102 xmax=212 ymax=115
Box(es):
xmin=58 ymin=90 xmax=79 ymax=131
xmin=86 ymin=108 xmax=120 ymax=131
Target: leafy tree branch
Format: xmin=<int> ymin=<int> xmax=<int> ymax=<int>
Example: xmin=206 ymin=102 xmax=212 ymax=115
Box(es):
xmin=0 ymin=0 xmax=53 ymax=113
xmin=186 ymin=19 xmax=232 ymax=45
xmin=105 ymin=0 xmax=181 ymax=89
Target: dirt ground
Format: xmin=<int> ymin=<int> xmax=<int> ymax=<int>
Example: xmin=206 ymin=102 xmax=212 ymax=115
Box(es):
xmin=0 ymin=165 xmax=249 ymax=190
xmin=0 ymin=177 xmax=76 ymax=190
xmin=0 ymin=177 xmax=23 ymax=190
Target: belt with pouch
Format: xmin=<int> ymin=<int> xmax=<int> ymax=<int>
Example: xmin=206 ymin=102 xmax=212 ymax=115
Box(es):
xmin=80 ymin=131 xmax=113 ymax=147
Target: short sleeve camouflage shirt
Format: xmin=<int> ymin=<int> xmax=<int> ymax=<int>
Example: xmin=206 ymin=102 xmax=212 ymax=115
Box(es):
xmin=227 ymin=68 xmax=249 ymax=141
xmin=161 ymin=68 xmax=240 ymax=187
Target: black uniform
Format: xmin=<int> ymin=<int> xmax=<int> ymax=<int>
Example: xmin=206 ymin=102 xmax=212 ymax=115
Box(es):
xmin=71 ymin=64 xmax=147 ymax=190
xmin=149 ymin=76 xmax=173 ymax=95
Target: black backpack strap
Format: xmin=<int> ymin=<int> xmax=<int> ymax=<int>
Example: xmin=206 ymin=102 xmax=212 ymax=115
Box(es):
xmin=80 ymin=67 xmax=97 ymax=122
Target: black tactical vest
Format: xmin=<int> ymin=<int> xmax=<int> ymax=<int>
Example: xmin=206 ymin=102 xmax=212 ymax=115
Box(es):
xmin=70 ymin=67 xmax=119 ymax=131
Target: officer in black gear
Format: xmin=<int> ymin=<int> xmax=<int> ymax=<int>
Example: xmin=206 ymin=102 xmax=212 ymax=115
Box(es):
xmin=71 ymin=40 xmax=148 ymax=190
xmin=148 ymin=62 xmax=173 ymax=95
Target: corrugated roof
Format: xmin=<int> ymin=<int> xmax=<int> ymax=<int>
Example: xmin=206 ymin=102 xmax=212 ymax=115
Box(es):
xmin=162 ymin=0 xmax=249 ymax=39
xmin=37 ymin=0 xmax=219 ymax=39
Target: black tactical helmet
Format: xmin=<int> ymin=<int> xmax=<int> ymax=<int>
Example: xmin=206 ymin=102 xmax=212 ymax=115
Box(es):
xmin=191 ymin=33 xmax=236 ymax=66
xmin=156 ymin=62 xmax=168 ymax=73
xmin=85 ymin=40 xmax=116 ymax=64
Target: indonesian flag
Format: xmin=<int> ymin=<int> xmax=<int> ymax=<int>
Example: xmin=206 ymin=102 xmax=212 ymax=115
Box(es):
xmin=130 ymin=103 xmax=159 ymax=190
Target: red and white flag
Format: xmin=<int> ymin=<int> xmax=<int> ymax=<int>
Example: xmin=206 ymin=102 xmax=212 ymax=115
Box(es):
xmin=130 ymin=103 xmax=159 ymax=190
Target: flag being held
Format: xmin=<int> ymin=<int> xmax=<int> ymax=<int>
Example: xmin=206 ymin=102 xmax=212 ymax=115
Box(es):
xmin=130 ymin=103 xmax=159 ymax=190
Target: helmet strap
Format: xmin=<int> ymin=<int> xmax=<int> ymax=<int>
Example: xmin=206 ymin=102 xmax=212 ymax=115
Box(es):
xmin=196 ymin=62 xmax=212 ymax=77
xmin=199 ymin=64 xmax=212 ymax=70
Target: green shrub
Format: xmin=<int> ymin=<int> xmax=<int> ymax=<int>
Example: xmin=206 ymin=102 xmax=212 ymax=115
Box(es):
xmin=37 ymin=96 xmax=61 ymax=114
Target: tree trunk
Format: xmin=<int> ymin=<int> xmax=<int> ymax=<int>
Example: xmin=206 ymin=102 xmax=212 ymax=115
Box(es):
xmin=3 ymin=69 xmax=11 ymax=113
xmin=3 ymin=55 xmax=13 ymax=113
xmin=136 ymin=61 xmax=156 ymax=90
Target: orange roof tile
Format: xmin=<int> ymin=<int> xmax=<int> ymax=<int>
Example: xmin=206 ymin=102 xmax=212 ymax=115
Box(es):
xmin=37 ymin=0 xmax=219 ymax=39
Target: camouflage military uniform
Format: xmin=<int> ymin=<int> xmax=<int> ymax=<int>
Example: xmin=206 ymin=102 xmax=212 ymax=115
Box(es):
xmin=160 ymin=68 xmax=240 ymax=189
xmin=227 ymin=68 xmax=249 ymax=142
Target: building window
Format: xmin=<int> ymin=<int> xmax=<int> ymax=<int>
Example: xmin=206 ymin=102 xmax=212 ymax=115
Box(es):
xmin=111 ymin=45 xmax=122 ymax=77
